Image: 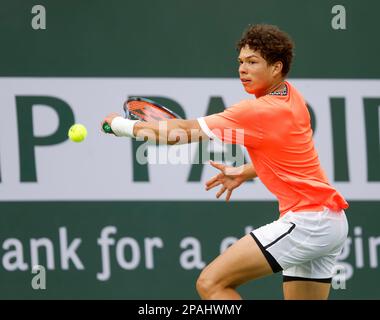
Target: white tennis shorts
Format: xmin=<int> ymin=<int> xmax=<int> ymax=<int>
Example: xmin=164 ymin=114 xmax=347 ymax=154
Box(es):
xmin=250 ymin=207 xmax=348 ymax=282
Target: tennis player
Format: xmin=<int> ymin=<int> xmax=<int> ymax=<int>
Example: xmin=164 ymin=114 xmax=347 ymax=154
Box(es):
xmin=102 ymin=24 xmax=349 ymax=300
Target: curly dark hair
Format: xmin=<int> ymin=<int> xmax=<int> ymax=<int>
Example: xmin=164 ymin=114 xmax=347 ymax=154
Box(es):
xmin=237 ymin=24 xmax=294 ymax=77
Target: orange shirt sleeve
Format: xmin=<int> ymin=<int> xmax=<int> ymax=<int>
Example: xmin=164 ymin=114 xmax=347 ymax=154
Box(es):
xmin=197 ymin=99 xmax=262 ymax=148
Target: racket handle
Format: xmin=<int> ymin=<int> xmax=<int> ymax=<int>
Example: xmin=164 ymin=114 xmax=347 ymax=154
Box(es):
xmin=102 ymin=122 xmax=114 ymax=134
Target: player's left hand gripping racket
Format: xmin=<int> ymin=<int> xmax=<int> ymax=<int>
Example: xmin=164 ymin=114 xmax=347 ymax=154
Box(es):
xmin=103 ymin=97 xmax=182 ymax=134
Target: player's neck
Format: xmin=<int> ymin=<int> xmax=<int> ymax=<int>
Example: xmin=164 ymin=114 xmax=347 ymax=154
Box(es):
xmin=256 ymin=79 xmax=286 ymax=98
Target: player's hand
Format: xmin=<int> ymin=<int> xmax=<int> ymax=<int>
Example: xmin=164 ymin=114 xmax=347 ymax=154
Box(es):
xmin=101 ymin=112 xmax=121 ymax=134
xmin=205 ymin=161 xmax=247 ymax=202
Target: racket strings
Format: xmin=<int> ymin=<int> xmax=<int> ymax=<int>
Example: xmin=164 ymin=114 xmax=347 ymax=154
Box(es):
xmin=127 ymin=101 xmax=177 ymax=121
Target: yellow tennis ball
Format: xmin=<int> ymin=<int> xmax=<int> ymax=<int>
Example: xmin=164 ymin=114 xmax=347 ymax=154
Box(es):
xmin=68 ymin=124 xmax=87 ymax=142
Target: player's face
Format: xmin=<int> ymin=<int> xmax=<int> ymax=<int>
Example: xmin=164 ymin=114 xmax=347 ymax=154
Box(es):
xmin=238 ymin=45 xmax=280 ymax=96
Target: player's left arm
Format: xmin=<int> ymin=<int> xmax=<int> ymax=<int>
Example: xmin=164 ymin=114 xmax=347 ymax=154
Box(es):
xmin=102 ymin=113 xmax=208 ymax=145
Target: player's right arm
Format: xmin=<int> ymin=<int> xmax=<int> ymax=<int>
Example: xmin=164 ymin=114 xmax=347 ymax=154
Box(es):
xmin=133 ymin=119 xmax=208 ymax=145
xmin=102 ymin=113 xmax=208 ymax=145
xmin=206 ymin=161 xmax=258 ymax=201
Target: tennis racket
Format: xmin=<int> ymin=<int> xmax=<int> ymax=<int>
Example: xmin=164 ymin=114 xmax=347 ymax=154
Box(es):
xmin=103 ymin=97 xmax=182 ymax=134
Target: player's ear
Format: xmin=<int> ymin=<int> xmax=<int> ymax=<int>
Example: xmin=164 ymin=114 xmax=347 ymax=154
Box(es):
xmin=272 ymin=61 xmax=283 ymax=77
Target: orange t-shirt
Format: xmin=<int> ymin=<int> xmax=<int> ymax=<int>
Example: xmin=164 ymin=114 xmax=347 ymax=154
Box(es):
xmin=198 ymin=81 xmax=349 ymax=216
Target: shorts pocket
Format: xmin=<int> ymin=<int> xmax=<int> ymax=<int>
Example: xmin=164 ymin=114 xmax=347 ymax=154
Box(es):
xmin=264 ymin=222 xmax=296 ymax=249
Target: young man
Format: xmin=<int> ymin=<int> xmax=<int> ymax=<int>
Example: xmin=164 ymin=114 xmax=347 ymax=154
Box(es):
xmin=102 ymin=24 xmax=349 ymax=300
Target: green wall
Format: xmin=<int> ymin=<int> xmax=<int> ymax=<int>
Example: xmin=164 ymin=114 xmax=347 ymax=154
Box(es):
xmin=1 ymin=202 xmax=379 ymax=299
xmin=0 ymin=0 xmax=379 ymax=77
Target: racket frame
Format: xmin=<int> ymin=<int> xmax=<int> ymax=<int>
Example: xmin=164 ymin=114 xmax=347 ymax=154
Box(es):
xmin=123 ymin=97 xmax=182 ymax=121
